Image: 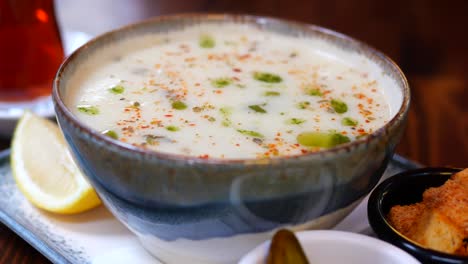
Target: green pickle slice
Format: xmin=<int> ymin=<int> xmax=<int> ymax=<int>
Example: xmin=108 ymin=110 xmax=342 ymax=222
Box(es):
xmin=266 ymin=229 xmax=309 ymax=264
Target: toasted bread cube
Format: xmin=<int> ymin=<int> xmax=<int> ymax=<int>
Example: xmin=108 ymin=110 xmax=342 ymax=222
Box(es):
xmin=408 ymin=208 xmax=465 ymax=254
xmin=388 ymin=203 xmax=425 ymax=237
xmin=452 ymin=169 xmax=468 ymax=190
xmin=388 ymin=169 xmax=468 ymax=256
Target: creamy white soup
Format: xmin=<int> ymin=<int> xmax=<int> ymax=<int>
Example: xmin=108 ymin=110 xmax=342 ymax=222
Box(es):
xmin=67 ymin=24 xmax=396 ymax=159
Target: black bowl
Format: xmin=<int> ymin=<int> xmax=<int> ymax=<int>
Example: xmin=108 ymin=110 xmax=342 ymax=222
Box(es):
xmin=368 ymin=167 xmax=468 ymax=264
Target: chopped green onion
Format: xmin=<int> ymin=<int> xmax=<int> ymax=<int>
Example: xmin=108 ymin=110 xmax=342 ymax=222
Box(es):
xmin=109 ymin=85 xmax=125 ymax=94
xmin=199 ymin=35 xmax=215 ymax=48
xmin=330 ymin=99 xmax=348 ymax=114
xmin=222 ymin=120 xmax=232 ymax=127
xmin=145 ymin=135 xmax=164 ymax=145
xmin=264 ymin=91 xmax=280 ymax=96
xmin=207 ymin=116 xmax=216 ymax=122
xmin=297 ymin=132 xmax=350 ymax=148
xmin=307 ymin=88 xmax=323 ymax=96
xmin=172 ymin=101 xmax=187 ymax=110
xmin=249 ymin=104 xmax=267 ymax=113
xmin=102 ymin=130 xmax=118 ymax=139
xmin=286 ymin=118 xmax=306 ymax=125
xmin=219 ymin=107 xmax=232 ymax=116
xmin=166 ymin=125 xmax=179 ymax=132
xmin=219 ymin=107 xmax=232 ymax=127
xmin=253 ymin=72 xmax=282 ymax=83
xmin=342 ymin=117 xmax=358 ymax=126
xmin=297 ymin=101 xmax=310 ymax=109
xmin=77 ymin=105 xmax=99 ymax=115
xmin=211 ymin=77 xmax=232 ymax=88
xmin=332 ymin=133 xmax=350 ymax=145
xmin=237 ymin=129 xmax=264 ymax=138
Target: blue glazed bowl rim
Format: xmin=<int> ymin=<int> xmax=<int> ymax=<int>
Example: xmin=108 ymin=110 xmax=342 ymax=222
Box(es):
xmin=53 ymin=13 xmax=410 ymax=165
xmin=367 ymin=167 xmax=468 ymax=263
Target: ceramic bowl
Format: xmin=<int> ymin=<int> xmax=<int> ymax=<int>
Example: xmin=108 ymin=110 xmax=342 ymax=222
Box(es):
xmin=53 ymin=14 xmax=410 ymax=264
xmin=368 ymin=167 xmax=468 ymax=264
xmin=239 ymin=230 xmax=420 ymax=264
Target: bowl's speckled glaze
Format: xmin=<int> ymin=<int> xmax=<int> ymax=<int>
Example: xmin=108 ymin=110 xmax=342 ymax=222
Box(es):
xmin=53 ymin=14 xmax=410 ymax=263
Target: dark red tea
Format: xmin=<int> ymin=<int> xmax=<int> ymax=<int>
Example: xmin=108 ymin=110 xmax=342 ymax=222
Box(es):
xmin=0 ymin=0 xmax=64 ymax=102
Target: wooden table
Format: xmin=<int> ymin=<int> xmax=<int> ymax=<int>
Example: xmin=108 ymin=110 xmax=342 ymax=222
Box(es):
xmin=1 ymin=0 xmax=466 ymax=263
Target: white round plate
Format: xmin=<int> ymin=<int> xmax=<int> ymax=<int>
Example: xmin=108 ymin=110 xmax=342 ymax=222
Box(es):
xmin=239 ymin=230 xmax=420 ymax=264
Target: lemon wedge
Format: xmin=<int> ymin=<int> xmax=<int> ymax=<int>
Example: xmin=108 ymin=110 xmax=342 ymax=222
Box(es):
xmin=11 ymin=112 xmax=101 ymax=214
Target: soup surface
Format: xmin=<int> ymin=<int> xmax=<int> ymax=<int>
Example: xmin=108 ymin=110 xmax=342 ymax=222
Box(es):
xmin=67 ymin=24 xmax=395 ymax=159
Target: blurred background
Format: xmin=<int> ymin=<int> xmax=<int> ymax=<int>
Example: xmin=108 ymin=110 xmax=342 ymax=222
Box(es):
xmin=56 ymin=0 xmax=467 ymax=168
